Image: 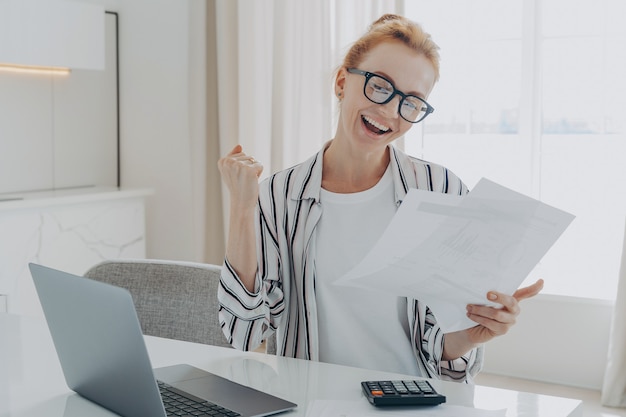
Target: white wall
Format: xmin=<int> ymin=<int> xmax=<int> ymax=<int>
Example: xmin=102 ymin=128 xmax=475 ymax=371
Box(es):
xmin=75 ymin=0 xmax=208 ymax=262
xmin=482 ymin=294 xmax=613 ymax=390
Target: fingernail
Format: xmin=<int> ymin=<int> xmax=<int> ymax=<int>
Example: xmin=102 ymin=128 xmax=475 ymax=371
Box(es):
xmin=488 ymin=292 xmax=498 ymax=301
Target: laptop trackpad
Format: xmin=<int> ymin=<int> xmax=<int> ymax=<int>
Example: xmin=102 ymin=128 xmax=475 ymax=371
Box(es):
xmin=172 ymin=375 xmax=295 ymax=417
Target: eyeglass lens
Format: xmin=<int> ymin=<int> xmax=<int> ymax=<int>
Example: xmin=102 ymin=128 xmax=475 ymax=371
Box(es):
xmin=365 ymin=75 xmax=427 ymax=122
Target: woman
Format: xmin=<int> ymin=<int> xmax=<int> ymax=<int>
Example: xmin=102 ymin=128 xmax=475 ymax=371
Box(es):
xmin=217 ymin=14 xmax=543 ymax=382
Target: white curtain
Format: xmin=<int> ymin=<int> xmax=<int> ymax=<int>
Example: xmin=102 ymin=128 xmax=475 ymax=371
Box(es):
xmin=215 ymin=0 xmax=331 ymax=232
xmin=602 ymin=219 xmax=626 ymax=408
xmin=214 ymin=0 xmax=400 ymax=239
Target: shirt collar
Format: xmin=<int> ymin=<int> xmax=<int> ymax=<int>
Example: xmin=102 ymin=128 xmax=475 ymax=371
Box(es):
xmin=291 ymin=142 xmax=411 ymax=206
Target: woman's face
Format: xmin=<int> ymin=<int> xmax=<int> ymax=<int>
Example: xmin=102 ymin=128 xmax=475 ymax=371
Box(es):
xmin=336 ymin=41 xmax=436 ymax=152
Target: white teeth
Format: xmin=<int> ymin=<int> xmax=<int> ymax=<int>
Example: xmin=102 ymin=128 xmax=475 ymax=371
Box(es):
xmin=363 ymin=115 xmax=390 ymax=132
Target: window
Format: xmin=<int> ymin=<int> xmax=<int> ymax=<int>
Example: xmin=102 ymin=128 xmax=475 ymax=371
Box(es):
xmin=404 ymin=0 xmax=626 ymax=300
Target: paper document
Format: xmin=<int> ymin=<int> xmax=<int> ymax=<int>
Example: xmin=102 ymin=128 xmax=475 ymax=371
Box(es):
xmin=334 ymin=178 xmax=575 ymax=333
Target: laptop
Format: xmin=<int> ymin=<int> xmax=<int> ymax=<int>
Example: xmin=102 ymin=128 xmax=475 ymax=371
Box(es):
xmin=28 ymin=263 xmax=297 ymax=417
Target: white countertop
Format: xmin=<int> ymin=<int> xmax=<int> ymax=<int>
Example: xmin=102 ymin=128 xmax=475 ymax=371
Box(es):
xmin=0 ymin=186 xmax=153 ymax=211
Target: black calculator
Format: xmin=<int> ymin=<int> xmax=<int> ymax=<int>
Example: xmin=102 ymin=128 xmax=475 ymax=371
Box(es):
xmin=361 ymin=380 xmax=446 ymax=406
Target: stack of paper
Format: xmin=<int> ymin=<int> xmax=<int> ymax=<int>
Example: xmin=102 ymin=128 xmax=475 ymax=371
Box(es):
xmin=335 ymin=178 xmax=575 ymax=333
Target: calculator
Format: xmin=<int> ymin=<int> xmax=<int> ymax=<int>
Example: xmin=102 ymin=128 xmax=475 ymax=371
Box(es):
xmin=361 ymin=380 xmax=446 ymax=406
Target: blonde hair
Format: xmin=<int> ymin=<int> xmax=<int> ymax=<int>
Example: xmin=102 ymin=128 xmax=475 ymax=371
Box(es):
xmin=340 ymin=14 xmax=440 ymax=82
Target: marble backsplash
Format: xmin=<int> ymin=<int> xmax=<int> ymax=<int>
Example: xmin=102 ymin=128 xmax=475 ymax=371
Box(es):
xmin=0 ymin=188 xmax=151 ymax=316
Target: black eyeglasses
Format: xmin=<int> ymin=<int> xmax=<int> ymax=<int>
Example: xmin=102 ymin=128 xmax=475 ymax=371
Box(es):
xmin=347 ymin=68 xmax=434 ymax=123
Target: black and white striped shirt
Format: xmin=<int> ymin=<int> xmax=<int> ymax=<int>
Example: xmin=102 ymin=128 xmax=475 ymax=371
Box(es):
xmin=218 ymin=144 xmax=483 ymax=382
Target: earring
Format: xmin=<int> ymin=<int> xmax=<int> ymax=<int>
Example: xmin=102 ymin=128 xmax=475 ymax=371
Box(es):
xmin=337 ymin=92 xmax=342 ymax=98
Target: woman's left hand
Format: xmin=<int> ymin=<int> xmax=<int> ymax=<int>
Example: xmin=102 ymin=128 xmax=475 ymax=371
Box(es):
xmin=443 ymin=279 xmax=544 ymax=360
xmin=465 ymin=278 xmax=544 ymax=343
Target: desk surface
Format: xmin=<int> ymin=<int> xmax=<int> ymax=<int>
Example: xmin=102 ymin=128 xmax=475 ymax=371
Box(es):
xmin=1 ymin=314 xmax=582 ymax=417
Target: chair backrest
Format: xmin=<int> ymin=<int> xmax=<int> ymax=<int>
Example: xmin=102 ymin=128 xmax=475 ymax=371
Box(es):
xmin=83 ymin=259 xmax=232 ymax=348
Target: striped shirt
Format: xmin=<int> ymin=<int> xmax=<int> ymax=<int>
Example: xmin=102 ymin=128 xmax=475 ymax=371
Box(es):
xmin=218 ymin=144 xmax=484 ymax=382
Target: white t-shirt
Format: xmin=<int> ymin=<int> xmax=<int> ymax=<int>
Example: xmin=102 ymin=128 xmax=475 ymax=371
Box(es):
xmin=316 ymin=165 xmax=420 ymax=376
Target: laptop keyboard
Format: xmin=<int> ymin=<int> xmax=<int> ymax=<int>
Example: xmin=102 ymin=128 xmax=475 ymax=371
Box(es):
xmin=158 ymin=381 xmax=241 ymax=417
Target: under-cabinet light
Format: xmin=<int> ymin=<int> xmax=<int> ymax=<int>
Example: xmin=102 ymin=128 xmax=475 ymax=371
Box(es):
xmin=0 ymin=63 xmax=71 ymax=76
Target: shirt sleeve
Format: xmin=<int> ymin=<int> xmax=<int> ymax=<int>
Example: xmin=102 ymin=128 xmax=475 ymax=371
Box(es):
xmin=217 ymin=201 xmax=286 ymax=352
xmin=410 ymin=301 xmax=483 ymax=383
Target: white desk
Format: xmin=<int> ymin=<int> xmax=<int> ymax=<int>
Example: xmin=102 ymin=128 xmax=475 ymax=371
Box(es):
xmin=1 ymin=314 xmax=583 ymax=417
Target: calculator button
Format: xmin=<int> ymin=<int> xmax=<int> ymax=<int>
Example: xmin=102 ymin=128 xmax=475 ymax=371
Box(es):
xmin=404 ymin=382 xmax=420 ymax=393
xmin=392 ymin=381 xmax=408 ymax=394
xmin=416 ymin=381 xmax=434 ymax=393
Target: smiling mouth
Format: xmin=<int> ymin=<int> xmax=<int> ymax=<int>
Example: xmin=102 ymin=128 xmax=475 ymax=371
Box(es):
xmin=362 ymin=115 xmax=391 ymax=135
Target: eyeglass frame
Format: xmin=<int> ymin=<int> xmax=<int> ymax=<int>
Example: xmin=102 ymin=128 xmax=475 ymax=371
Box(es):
xmin=346 ymin=68 xmax=435 ymax=124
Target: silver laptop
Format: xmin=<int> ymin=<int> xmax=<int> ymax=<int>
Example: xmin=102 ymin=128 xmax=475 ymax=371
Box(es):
xmin=28 ymin=263 xmax=297 ymax=417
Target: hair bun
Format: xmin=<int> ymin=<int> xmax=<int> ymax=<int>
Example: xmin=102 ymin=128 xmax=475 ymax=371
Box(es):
xmin=370 ymin=13 xmax=405 ymax=28
xmin=340 ymin=12 xmax=441 ymax=82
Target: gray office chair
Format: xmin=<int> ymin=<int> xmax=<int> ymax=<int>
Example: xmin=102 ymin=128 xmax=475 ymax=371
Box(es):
xmin=83 ymin=259 xmax=233 ymax=348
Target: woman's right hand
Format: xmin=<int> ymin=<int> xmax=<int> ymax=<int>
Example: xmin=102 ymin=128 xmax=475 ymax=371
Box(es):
xmin=218 ymin=145 xmax=263 ymax=289
xmin=217 ymin=145 xmax=263 ymax=210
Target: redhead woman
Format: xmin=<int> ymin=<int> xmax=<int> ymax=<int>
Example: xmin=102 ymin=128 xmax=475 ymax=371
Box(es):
xmin=217 ymin=14 xmax=542 ymax=383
